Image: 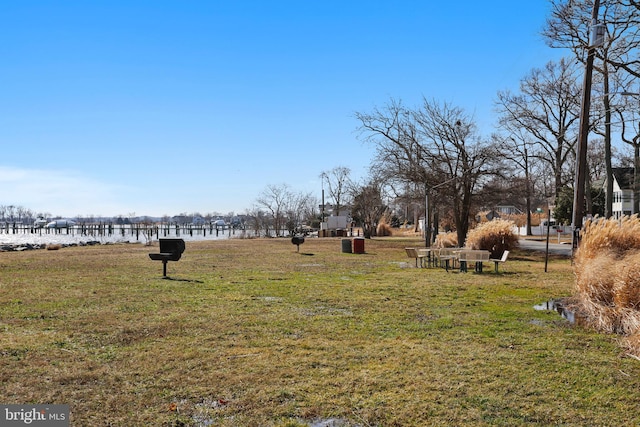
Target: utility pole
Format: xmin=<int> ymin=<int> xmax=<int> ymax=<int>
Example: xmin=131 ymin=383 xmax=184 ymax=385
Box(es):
xmin=424 ymin=184 xmax=430 ymax=247
xmin=572 ymin=0 xmax=602 ymax=252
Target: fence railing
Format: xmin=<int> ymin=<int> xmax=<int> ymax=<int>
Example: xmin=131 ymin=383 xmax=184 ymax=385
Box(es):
xmin=0 ymin=223 xmax=241 ymax=242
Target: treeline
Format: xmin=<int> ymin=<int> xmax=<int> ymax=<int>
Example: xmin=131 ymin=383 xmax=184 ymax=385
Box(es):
xmin=266 ymin=0 xmax=640 ymax=246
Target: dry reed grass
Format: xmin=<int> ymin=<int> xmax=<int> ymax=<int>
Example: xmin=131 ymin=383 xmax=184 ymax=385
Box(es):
xmin=465 ymin=219 xmax=519 ymax=257
xmin=376 ymin=222 xmax=393 ymax=236
xmin=477 ymin=211 xmax=531 ymax=227
xmin=574 ymin=216 xmax=640 ymax=355
xmin=433 ymin=231 xmax=457 ymax=248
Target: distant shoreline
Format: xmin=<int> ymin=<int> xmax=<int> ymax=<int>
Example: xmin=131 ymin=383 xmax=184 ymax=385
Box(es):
xmin=0 ymin=227 xmax=234 ymax=247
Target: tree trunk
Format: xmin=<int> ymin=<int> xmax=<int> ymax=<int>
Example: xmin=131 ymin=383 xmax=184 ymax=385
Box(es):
xmin=525 ymin=169 xmax=533 ymax=235
xmin=526 ymin=197 xmax=532 ymax=236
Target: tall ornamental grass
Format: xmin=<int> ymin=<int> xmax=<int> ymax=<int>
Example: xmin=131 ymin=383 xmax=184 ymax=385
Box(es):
xmin=465 ymin=218 xmax=519 ymax=257
xmin=434 ymin=231 xmax=458 ymax=248
xmin=376 ymin=222 xmax=393 ymax=236
xmin=574 ymin=215 xmax=640 ymax=355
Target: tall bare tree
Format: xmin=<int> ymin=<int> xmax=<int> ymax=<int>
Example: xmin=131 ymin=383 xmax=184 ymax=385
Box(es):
xmin=495 ymin=58 xmax=582 ymax=200
xmin=284 ymin=191 xmax=315 ymax=236
xmin=492 ymin=133 xmax=536 ymax=234
xmin=356 ymin=98 xmax=497 ymax=246
xmin=355 ymin=99 xmax=433 ymax=240
xmin=320 ymin=166 xmax=352 ymax=217
xmin=256 ymin=184 xmax=293 ymax=237
xmin=544 ymin=0 xmax=640 ymax=217
xmin=256 ymin=184 xmax=315 ymax=237
xmin=349 ymin=177 xmax=388 ymax=238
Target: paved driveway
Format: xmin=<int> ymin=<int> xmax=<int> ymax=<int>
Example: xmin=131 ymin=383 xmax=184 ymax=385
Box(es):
xmin=518 ymin=239 xmax=572 ymax=256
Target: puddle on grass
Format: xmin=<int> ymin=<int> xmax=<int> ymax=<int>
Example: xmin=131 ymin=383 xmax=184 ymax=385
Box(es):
xmin=534 ymin=299 xmax=576 ymax=323
xmin=308 ymin=418 xmax=354 ymax=427
xmin=255 ymin=296 xmax=284 ymax=302
xmin=300 ymin=305 xmax=353 ymax=317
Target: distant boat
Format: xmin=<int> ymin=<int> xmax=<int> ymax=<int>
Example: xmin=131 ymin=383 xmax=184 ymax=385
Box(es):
xmin=46 ymin=219 xmax=76 ymax=229
xmin=33 ymin=218 xmax=48 ymax=228
xmin=192 ymin=216 xmax=206 ymax=226
xmin=212 ymin=219 xmax=226 ymax=228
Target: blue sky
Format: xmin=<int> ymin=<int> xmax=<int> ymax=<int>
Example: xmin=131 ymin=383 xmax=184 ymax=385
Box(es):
xmin=0 ymin=1 xmax=563 ymax=218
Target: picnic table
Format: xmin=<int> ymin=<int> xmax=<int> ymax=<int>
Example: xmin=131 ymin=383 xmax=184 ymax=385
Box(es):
xmin=456 ymin=249 xmax=491 ymax=273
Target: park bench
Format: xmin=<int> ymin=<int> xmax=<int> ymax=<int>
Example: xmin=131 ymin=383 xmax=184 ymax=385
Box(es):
xmin=405 ymin=247 xmax=426 ymax=268
xmin=149 ymin=238 xmax=185 ymax=278
xmin=489 ymin=250 xmax=509 ymax=273
xmin=436 ymin=248 xmax=458 ymax=271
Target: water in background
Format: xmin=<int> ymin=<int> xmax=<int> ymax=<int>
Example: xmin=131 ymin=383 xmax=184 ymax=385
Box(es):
xmin=0 ymin=223 xmax=238 ymax=246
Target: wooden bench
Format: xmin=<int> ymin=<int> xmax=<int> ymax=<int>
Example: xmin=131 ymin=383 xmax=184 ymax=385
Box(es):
xmin=405 ymin=247 xmax=426 ymax=268
xmin=149 ymin=238 xmax=185 ymax=277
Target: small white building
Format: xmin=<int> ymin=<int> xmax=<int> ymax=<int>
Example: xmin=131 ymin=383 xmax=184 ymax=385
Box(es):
xmin=611 ymin=167 xmax=635 ymax=219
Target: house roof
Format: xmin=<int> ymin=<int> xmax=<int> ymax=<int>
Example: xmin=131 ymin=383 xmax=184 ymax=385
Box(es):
xmin=612 ymin=167 xmax=635 ymax=190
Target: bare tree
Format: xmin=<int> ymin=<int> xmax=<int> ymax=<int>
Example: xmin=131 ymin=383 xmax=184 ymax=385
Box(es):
xmin=413 ymin=100 xmax=500 ymax=246
xmin=256 ymin=184 xmax=293 ymax=237
xmin=320 ymin=166 xmax=352 ymax=217
xmin=355 ymin=99 xmax=432 ymax=239
xmin=357 ymin=98 xmax=498 ymax=246
xmin=495 ymin=59 xmax=582 ymax=200
xmin=349 ymin=178 xmax=388 ymax=238
xmin=256 ymin=184 xmax=316 ymax=237
xmin=544 ymin=0 xmax=640 ymax=78
xmin=544 ymin=0 xmax=640 ymax=217
xmin=492 ymin=133 xmax=536 ymax=234
xmin=284 ymin=191 xmax=314 ymax=236
xmin=297 ymin=194 xmax=319 ymax=230
xmin=246 ymin=206 xmax=269 ymax=237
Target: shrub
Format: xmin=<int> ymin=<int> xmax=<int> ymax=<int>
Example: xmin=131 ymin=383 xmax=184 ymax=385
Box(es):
xmin=574 ymin=216 xmax=640 ymax=355
xmin=465 ymin=219 xmax=519 ymax=258
xmin=376 ymin=222 xmax=393 ymax=236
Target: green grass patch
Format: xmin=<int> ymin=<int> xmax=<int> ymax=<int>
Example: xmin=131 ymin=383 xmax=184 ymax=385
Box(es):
xmin=0 ymin=238 xmax=639 ymax=426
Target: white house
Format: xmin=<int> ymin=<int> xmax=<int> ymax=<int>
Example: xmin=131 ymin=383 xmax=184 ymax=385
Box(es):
xmin=611 ymin=167 xmax=635 ymax=219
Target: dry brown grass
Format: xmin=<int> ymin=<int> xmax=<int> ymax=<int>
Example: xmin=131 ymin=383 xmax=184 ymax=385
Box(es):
xmin=3 ymin=238 xmax=640 ymax=425
xmin=477 ymin=211 xmax=532 ymax=227
xmin=433 ymin=231 xmax=457 ymax=248
xmin=376 ymin=222 xmax=392 ymax=236
xmin=574 ymin=216 xmax=640 ymax=354
xmin=465 ymin=219 xmax=519 ymax=257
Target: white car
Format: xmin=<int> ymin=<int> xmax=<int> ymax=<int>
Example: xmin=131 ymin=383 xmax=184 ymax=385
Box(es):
xmin=46 ymin=219 xmax=76 ymax=229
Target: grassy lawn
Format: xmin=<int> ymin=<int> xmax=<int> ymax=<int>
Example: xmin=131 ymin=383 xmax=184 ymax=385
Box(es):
xmin=1 ymin=237 xmax=639 ymax=426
